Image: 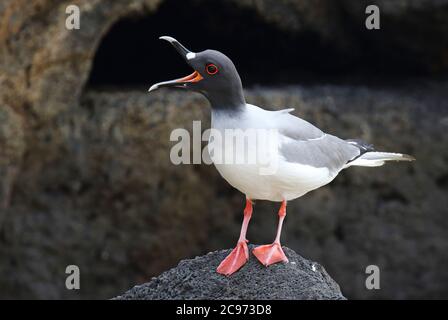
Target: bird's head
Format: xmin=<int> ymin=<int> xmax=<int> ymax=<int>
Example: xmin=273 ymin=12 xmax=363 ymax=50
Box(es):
xmin=149 ymin=36 xmax=245 ymax=111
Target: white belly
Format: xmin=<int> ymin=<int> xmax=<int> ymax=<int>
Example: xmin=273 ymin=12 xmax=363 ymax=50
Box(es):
xmin=213 ymin=160 xmax=335 ymax=202
xmin=209 ymin=133 xmax=336 ymax=201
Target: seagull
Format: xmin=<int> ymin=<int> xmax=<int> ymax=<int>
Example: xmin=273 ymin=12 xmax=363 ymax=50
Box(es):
xmin=148 ymin=36 xmax=415 ymax=276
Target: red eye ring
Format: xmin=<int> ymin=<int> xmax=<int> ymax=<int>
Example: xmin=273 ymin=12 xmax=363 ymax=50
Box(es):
xmin=206 ymin=63 xmax=219 ymax=75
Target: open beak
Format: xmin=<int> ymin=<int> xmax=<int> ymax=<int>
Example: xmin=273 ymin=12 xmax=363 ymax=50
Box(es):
xmin=148 ymin=36 xmax=203 ymax=92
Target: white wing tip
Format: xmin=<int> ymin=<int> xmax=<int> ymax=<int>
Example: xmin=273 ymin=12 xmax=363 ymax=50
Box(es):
xmin=346 ymin=151 xmax=415 ymax=168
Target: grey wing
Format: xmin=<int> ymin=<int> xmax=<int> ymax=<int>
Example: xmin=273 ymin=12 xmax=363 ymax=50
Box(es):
xmin=274 ymin=111 xmax=361 ymax=173
xmin=279 ymin=134 xmax=361 ymax=173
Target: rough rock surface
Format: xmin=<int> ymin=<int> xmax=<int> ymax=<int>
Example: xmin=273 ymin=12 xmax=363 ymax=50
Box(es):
xmin=114 ymin=246 xmax=345 ymax=300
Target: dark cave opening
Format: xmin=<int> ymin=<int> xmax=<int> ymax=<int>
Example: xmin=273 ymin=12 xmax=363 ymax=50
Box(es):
xmin=86 ymin=0 xmax=435 ymax=89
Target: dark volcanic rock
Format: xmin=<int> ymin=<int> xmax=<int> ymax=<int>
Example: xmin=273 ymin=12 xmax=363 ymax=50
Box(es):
xmin=114 ymin=246 xmax=345 ymax=300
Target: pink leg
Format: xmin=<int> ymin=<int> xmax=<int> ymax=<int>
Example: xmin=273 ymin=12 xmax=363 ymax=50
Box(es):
xmin=217 ymin=198 xmax=253 ymax=276
xmin=252 ymin=200 xmax=289 ymax=266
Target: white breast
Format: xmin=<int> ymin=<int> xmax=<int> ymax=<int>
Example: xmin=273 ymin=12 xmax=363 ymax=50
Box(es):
xmin=209 ymin=104 xmax=335 ymax=202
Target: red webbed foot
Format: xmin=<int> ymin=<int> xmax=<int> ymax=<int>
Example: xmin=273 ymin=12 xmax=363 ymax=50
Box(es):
xmin=217 ymin=240 xmax=249 ymax=276
xmin=252 ymin=242 xmax=288 ymax=266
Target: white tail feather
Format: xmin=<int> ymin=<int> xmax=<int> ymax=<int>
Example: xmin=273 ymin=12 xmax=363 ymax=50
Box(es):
xmin=345 ymin=151 xmax=415 ymax=168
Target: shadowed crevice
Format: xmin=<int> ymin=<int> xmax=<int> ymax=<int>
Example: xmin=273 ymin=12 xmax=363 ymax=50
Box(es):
xmin=87 ymin=0 xmax=441 ymax=89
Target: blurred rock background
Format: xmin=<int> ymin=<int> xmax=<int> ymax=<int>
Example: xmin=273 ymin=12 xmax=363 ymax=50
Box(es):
xmin=0 ymin=0 xmax=447 ymax=299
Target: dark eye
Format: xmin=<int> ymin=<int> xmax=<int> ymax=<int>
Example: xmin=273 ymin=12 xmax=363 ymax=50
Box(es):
xmin=206 ymin=63 xmax=219 ymax=75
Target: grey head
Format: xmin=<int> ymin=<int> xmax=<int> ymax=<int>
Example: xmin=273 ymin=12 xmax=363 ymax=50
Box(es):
xmin=149 ymin=36 xmax=245 ymax=111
